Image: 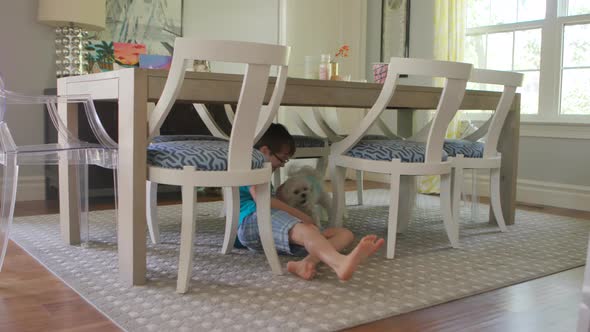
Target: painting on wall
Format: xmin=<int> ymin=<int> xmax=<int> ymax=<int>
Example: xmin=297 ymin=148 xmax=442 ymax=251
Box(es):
xmin=90 ymin=0 xmax=183 ymax=56
xmin=381 ymin=0 xmax=410 ymax=61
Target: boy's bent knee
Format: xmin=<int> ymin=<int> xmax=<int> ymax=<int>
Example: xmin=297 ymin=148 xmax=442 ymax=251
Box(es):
xmin=289 ymin=222 xmax=321 ymax=244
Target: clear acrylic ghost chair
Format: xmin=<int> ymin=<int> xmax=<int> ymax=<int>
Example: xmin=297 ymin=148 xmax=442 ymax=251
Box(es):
xmin=0 ymin=80 xmax=118 ymax=271
xmin=146 ymin=38 xmax=289 ymax=293
xmin=449 ymin=69 xmax=523 ymax=231
xmin=329 ymin=57 xmax=472 ymax=259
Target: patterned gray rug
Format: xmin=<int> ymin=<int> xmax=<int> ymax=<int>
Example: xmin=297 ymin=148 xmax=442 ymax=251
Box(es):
xmin=9 ymin=190 xmax=590 ymax=332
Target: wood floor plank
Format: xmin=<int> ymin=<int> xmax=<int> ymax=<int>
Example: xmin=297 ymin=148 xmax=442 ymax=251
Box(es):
xmin=1 ymin=181 xmax=587 ymax=331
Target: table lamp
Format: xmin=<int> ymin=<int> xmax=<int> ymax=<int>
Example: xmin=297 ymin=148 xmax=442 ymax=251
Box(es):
xmin=38 ymin=0 xmax=106 ymax=78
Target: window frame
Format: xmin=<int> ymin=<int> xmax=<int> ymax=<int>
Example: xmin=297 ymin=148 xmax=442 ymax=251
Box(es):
xmin=464 ymin=0 xmax=590 ymax=125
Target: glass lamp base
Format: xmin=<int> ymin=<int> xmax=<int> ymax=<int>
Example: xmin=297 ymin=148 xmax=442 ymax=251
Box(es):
xmin=54 ymin=24 xmax=89 ymax=78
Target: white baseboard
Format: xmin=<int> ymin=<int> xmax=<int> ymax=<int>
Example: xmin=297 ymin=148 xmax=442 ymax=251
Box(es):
xmin=13 ymin=175 xmax=46 ymax=201
xmin=362 ymin=171 xmax=590 ymax=212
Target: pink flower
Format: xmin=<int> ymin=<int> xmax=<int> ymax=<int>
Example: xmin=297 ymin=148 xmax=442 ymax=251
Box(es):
xmin=334 ymin=44 xmax=350 ymax=59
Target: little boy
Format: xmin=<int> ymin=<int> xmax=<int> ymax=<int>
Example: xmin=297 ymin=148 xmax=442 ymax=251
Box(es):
xmin=237 ymin=123 xmax=384 ymax=281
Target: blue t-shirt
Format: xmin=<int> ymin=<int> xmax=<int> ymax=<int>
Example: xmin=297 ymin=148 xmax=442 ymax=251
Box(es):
xmin=239 ymin=185 xmax=257 ymax=225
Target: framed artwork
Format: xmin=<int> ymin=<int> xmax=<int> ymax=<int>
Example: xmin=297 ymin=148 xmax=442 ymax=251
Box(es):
xmin=381 ymin=0 xmax=410 ymax=61
xmin=91 ymin=0 xmax=183 ymax=56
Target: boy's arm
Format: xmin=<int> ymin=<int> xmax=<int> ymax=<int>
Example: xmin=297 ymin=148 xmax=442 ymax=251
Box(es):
xmin=248 ymin=186 xmax=316 ymax=225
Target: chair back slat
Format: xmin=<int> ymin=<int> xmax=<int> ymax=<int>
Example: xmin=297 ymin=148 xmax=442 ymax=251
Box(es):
xmin=425 ymin=78 xmax=468 ymax=163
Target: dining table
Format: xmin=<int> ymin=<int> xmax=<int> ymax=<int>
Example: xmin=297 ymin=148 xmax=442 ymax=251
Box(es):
xmin=57 ymin=68 xmax=520 ymax=286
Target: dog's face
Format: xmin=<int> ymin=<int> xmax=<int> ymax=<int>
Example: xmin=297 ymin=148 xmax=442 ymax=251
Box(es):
xmin=278 ymin=177 xmax=315 ymax=209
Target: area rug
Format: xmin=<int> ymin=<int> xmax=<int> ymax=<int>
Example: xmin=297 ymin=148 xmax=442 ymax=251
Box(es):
xmin=9 ymin=190 xmax=590 ymax=332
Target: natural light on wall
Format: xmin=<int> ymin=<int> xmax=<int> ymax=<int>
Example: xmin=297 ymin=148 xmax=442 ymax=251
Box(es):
xmin=463 ymin=0 xmax=590 ymax=122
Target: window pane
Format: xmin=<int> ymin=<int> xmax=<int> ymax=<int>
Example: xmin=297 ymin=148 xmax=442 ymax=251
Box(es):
xmin=521 ymin=71 xmax=539 ymax=114
xmin=514 ymin=29 xmax=541 ymax=70
xmin=563 ymin=24 xmax=590 ymax=68
xmin=465 ymin=35 xmax=487 ymax=68
xmin=566 ymin=0 xmax=590 ymax=16
xmin=561 ymin=68 xmax=590 ymax=115
xmin=517 ymin=0 xmax=545 ymax=22
xmin=466 ymin=0 xmax=490 ymax=28
xmin=487 ymin=32 xmax=514 ymax=70
xmin=491 ymin=0 xmax=516 ymax=24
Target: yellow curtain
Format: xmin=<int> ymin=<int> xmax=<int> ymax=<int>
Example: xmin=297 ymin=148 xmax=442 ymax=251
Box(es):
xmin=418 ymin=0 xmax=466 ymax=194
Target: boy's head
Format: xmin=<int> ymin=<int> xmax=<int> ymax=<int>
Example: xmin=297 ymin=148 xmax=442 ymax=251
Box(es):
xmin=255 ymin=123 xmax=296 ymax=170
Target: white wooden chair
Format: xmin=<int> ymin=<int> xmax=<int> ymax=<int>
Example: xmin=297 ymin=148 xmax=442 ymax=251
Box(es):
xmin=146 ymin=39 xmax=290 ymax=293
xmin=448 ymin=69 xmax=523 ymax=230
xmin=0 ymin=78 xmax=118 ymax=270
xmin=329 ymin=57 xmax=472 ymax=259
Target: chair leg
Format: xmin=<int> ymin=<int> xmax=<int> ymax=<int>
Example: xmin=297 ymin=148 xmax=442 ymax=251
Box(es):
xmin=386 ymin=173 xmax=400 ymax=259
xmin=218 ymin=187 xmax=226 ymax=218
xmin=221 ymin=187 xmax=239 ymax=254
xmin=490 ymin=168 xmax=508 ymax=232
xmin=255 ymin=182 xmax=282 ymax=275
xmin=112 ymin=169 xmax=119 ymax=235
xmin=146 ymin=181 xmax=160 ymax=244
xmin=316 ymin=156 xmax=328 ymax=179
xmin=329 ymin=164 xmax=346 ymax=228
xmin=273 ymin=168 xmax=282 ymax=188
xmin=355 ymin=170 xmax=364 ymax=205
xmin=471 ymin=169 xmax=479 ymax=222
xmin=396 ymin=175 xmax=416 ymax=234
xmin=441 ymin=173 xmax=460 ymax=248
xmin=0 ymin=157 xmax=19 ymax=271
xmin=177 ymin=185 xmax=198 ymax=294
xmin=78 ymin=164 xmax=90 ymax=246
xmin=452 ymin=166 xmax=464 ymax=226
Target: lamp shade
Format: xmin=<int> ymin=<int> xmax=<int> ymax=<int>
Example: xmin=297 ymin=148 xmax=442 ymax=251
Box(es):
xmin=38 ymin=0 xmax=106 ymax=31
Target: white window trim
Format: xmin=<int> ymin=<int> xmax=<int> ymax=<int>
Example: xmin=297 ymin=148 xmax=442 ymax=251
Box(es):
xmin=463 ymin=0 xmax=590 ymax=138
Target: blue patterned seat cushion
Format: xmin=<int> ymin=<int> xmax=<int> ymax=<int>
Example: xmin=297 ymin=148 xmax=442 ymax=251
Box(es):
xmin=292 ymin=135 xmax=326 ymax=148
xmin=151 ymin=135 xmax=226 ymax=143
xmin=147 ymin=140 xmax=266 ymax=170
xmin=443 ymin=139 xmax=484 ymax=158
xmin=346 ymin=140 xmax=448 ymax=163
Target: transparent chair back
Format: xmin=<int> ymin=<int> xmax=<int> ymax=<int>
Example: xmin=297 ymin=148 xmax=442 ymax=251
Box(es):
xmin=0 ymin=78 xmax=118 ymax=270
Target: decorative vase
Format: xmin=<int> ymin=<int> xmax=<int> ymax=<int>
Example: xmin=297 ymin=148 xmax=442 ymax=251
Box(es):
xmin=329 ymin=61 xmax=339 ymax=80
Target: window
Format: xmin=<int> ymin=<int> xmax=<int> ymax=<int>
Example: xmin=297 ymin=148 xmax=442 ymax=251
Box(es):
xmin=464 ymin=0 xmax=590 ymax=123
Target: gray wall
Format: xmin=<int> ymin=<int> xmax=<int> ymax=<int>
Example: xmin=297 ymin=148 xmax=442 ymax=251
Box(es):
xmin=519 ymin=137 xmax=590 ymax=186
xmin=0 ymin=0 xmax=57 ymax=178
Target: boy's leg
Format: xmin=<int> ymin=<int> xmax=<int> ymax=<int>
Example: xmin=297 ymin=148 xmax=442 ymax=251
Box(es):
xmin=287 ymin=227 xmax=354 ymax=280
xmin=288 ymin=223 xmax=384 ymax=281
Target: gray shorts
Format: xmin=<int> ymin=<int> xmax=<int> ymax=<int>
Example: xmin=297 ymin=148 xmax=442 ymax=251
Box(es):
xmin=237 ymin=209 xmax=307 ymax=257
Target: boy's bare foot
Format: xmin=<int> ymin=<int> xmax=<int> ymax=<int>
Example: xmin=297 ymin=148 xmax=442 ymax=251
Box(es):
xmin=287 ymin=260 xmax=317 ymax=280
xmin=335 ymin=235 xmax=384 ymax=281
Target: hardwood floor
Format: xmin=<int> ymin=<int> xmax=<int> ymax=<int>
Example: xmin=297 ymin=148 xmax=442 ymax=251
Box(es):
xmin=0 ymin=181 xmax=587 ymax=332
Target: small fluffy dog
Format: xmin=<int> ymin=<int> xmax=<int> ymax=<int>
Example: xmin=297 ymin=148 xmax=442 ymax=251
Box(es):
xmin=276 ymin=166 xmax=332 ymax=227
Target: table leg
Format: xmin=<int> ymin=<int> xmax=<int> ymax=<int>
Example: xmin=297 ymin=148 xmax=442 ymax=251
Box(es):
xmin=117 ymin=69 xmax=148 ymax=286
xmin=490 ymin=105 xmax=520 ymax=226
xmin=57 ymin=87 xmax=81 ymax=244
